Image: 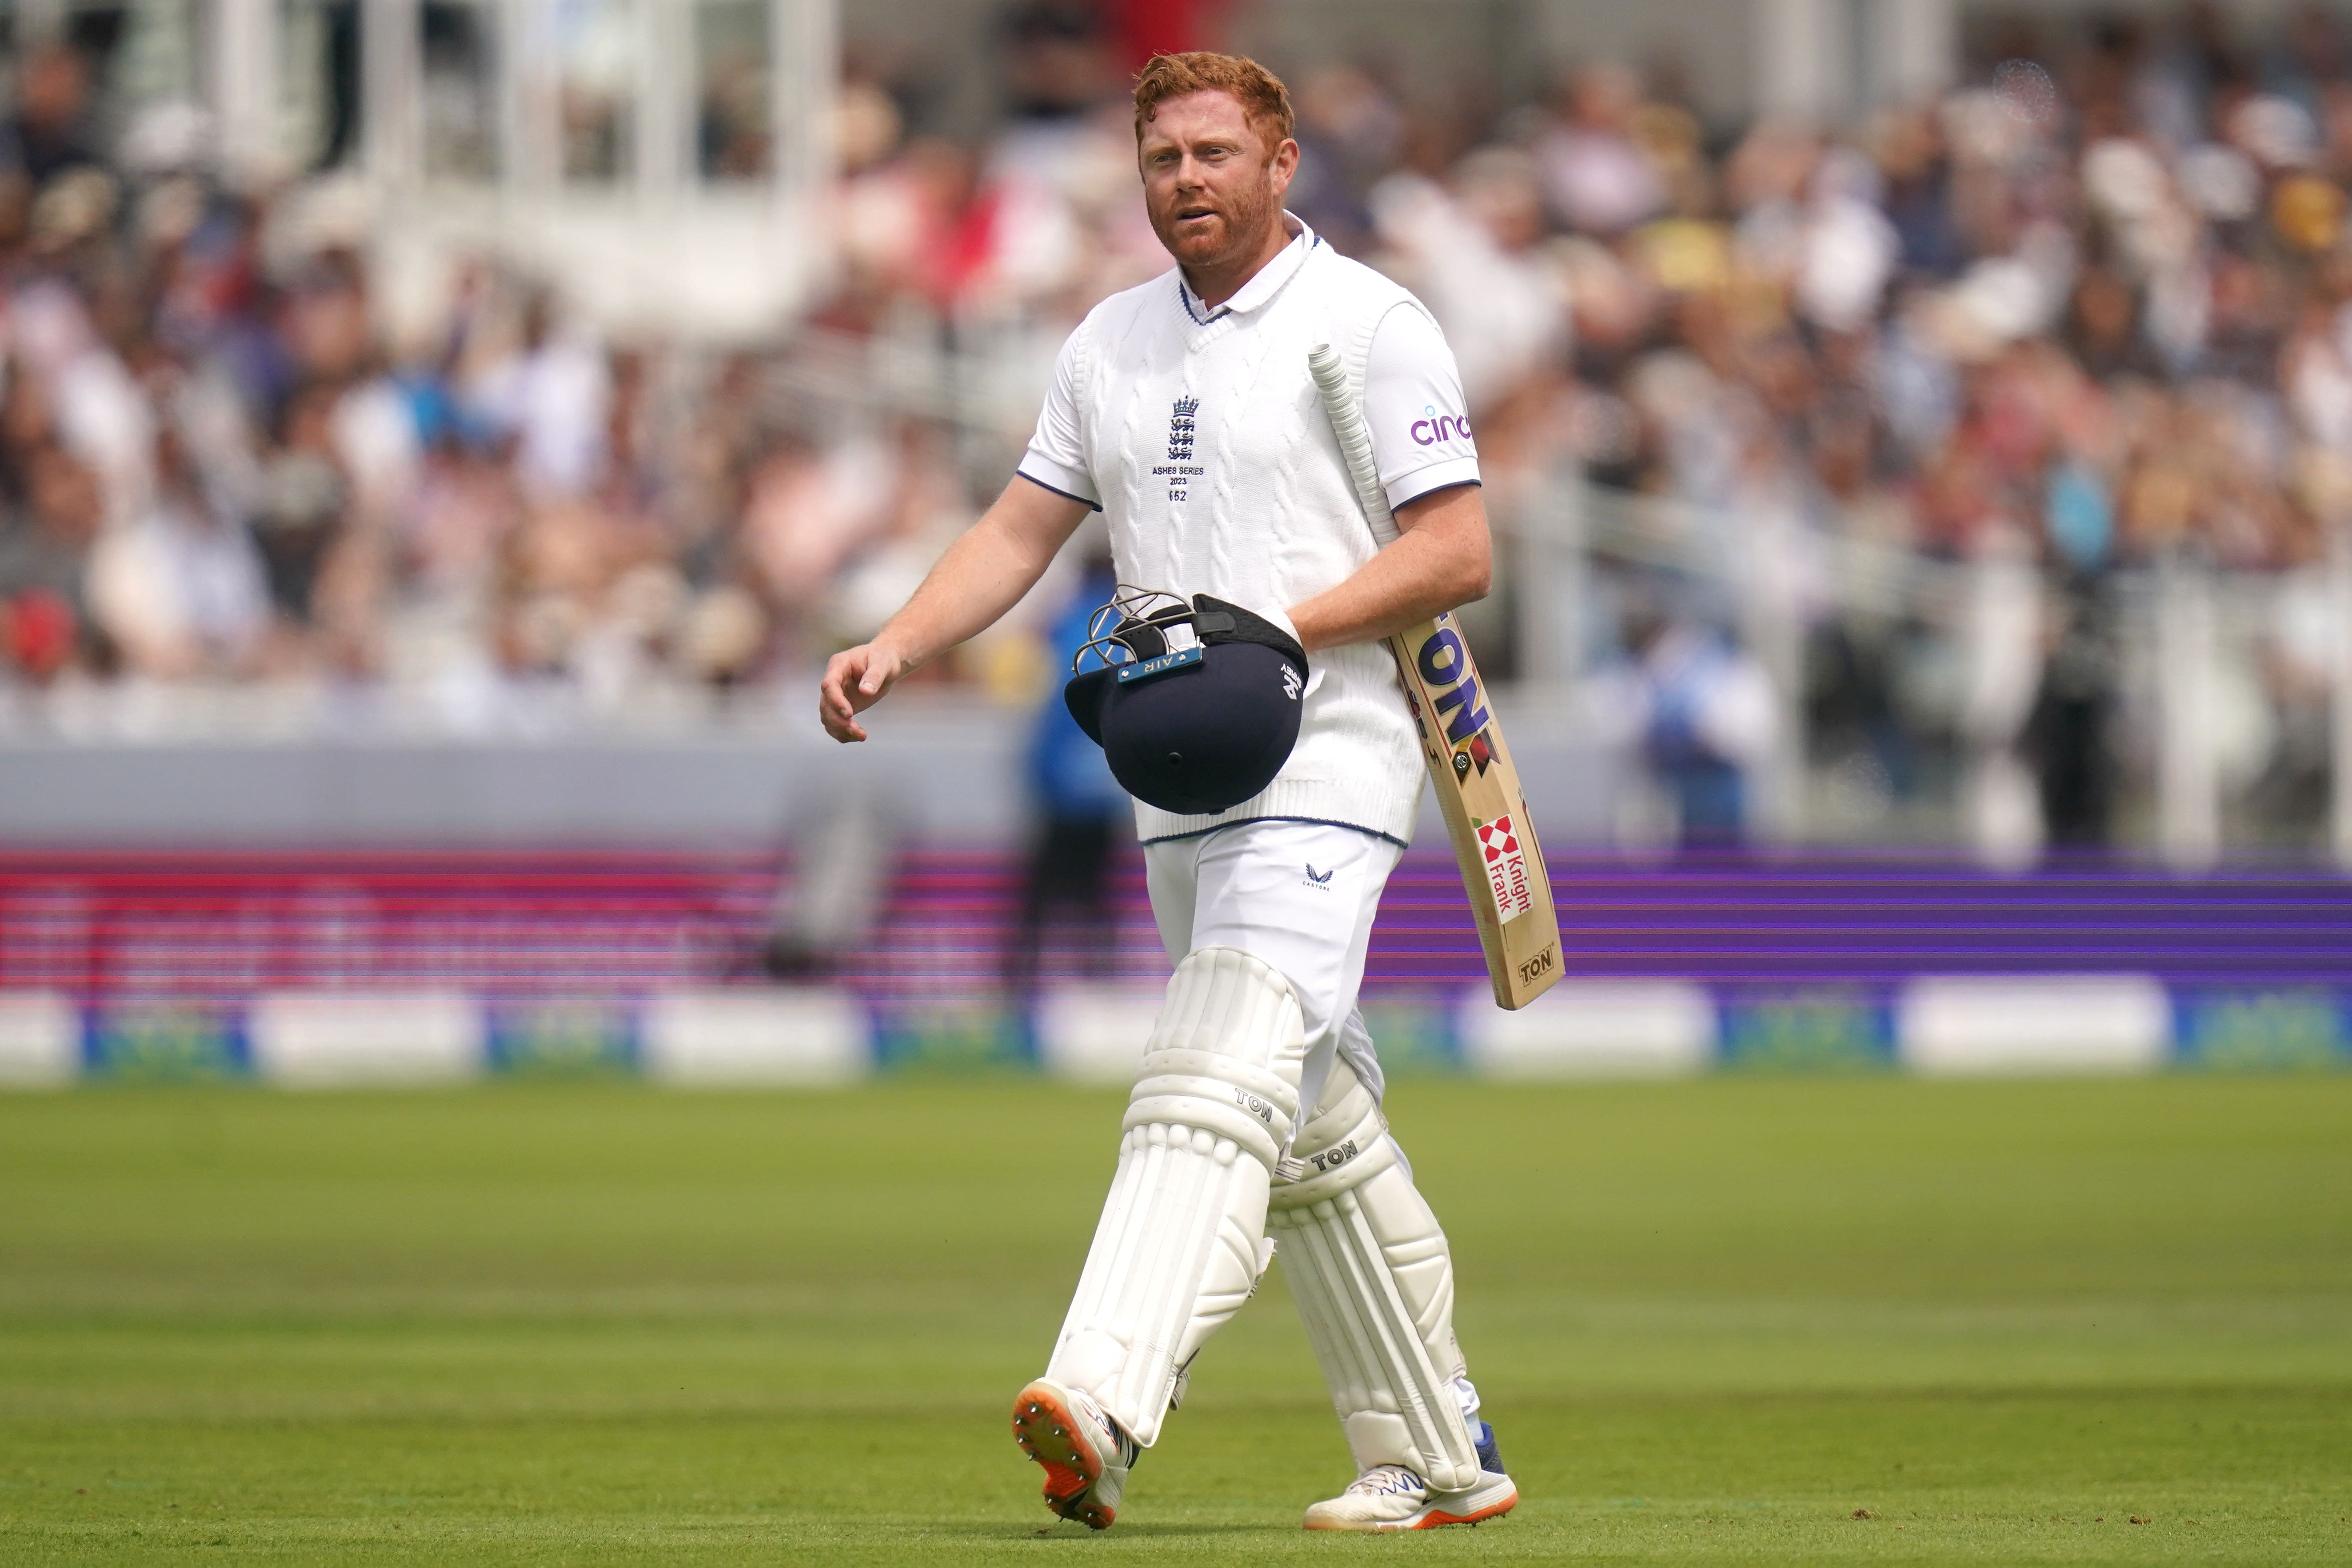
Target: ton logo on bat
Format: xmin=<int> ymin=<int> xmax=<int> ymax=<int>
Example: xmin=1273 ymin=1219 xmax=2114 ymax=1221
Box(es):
xmin=1412 ymin=622 xmax=1499 ymax=781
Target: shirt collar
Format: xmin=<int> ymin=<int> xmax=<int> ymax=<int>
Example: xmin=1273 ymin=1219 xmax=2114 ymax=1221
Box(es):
xmin=1179 ymin=213 xmax=1317 ymax=323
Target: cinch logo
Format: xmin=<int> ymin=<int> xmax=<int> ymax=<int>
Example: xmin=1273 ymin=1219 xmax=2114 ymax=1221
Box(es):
xmin=1410 ymin=404 xmax=1472 ymax=446
xmin=1413 ymin=622 xmax=1490 ymax=746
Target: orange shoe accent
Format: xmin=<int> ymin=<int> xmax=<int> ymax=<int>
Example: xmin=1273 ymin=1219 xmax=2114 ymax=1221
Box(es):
xmin=1411 ymin=1488 xmax=1518 ymax=1529
xmin=1010 ymin=1380 xmax=1115 ymax=1530
xmin=1299 ymin=1480 xmax=1518 ymax=1533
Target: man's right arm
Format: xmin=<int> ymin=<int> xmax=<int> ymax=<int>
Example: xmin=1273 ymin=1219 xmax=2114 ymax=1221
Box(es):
xmin=818 ymin=475 xmax=1092 ymax=742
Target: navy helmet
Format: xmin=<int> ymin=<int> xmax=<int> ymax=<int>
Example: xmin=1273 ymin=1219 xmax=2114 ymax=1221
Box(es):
xmin=1063 ymin=587 xmax=1307 ymax=815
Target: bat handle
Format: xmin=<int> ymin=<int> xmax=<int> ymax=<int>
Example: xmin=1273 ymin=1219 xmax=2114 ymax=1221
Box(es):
xmin=1309 ymin=343 xmax=1400 ymax=548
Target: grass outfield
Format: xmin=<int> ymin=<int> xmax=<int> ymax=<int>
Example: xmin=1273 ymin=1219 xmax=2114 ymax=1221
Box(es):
xmin=0 ymin=1075 xmax=2346 ymax=1564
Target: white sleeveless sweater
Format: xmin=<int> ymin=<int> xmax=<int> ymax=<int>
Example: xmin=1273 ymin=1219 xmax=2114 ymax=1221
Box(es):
xmin=1061 ymin=243 xmax=1432 ymax=845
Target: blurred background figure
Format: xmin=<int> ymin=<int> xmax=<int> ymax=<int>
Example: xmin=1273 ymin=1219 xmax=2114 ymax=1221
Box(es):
xmin=760 ymin=789 xmax=903 ymax=980
xmin=1615 ymin=601 xmax=1780 ymax=847
xmin=0 ymin=43 xmax=102 ymax=190
xmin=1003 ymin=542 xmax=1126 ymax=998
xmin=2024 ymin=580 xmax=2120 ymax=848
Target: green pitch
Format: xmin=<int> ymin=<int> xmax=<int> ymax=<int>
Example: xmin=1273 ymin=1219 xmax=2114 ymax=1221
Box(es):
xmin=2 ymin=1075 xmax=2347 ymax=1564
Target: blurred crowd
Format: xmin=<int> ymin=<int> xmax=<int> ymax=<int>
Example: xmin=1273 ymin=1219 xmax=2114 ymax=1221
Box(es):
xmin=0 ymin=3 xmax=2346 ymax=845
xmin=1275 ymin=4 xmax=2352 ymax=848
xmin=821 ymin=0 xmax=2352 ymax=846
xmin=0 ymin=46 xmax=771 ymax=710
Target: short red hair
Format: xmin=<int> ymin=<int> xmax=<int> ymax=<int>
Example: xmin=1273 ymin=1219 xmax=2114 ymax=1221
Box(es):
xmin=1132 ymin=52 xmax=1294 ymax=154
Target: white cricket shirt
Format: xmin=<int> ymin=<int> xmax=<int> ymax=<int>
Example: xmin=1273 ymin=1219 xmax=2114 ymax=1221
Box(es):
xmin=1017 ymin=215 xmax=1482 ymax=846
xmin=1021 ymin=219 xmax=1481 ymax=514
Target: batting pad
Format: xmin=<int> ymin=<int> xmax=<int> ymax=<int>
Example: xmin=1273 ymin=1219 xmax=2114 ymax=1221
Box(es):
xmin=1268 ymin=1056 xmax=1482 ymax=1491
xmin=1045 ymin=946 xmax=1306 ymax=1446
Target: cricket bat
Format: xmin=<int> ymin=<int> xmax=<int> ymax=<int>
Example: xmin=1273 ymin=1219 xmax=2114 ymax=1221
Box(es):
xmin=1309 ymin=343 xmax=1562 ymax=1010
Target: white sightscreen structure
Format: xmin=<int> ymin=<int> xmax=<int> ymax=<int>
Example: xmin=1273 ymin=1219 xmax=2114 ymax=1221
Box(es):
xmin=179 ymin=0 xmax=835 ymax=340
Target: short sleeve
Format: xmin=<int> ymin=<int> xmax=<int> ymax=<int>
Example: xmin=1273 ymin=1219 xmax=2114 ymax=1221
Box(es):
xmin=1016 ymin=326 xmax=1102 ymax=510
xmin=1362 ymin=305 xmax=1481 ymax=510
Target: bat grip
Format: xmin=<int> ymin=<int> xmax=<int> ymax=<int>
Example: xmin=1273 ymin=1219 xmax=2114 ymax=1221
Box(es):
xmin=1309 ymin=343 xmax=1401 ymax=548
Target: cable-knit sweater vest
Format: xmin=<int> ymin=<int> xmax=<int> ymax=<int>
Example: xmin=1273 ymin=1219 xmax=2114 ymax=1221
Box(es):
xmin=1064 ymin=244 xmax=1433 ymax=845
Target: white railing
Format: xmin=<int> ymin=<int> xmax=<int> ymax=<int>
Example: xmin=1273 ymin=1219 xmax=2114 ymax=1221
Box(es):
xmin=1503 ymin=473 xmax=2352 ymax=869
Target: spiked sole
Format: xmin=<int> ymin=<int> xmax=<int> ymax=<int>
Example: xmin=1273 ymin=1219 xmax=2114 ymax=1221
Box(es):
xmin=1304 ymin=1476 xmax=1519 ymax=1532
xmin=1010 ymin=1380 xmax=1115 ymax=1530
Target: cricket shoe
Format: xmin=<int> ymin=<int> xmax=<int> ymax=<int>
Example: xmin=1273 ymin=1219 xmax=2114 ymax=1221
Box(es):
xmin=1010 ymin=1377 xmax=1137 ymax=1530
xmin=1300 ymin=1421 xmax=1518 ymax=1532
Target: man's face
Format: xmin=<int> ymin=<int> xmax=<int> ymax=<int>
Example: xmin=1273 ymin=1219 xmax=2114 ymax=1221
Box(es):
xmin=1138 ymin=90 xmax=1298 ymax=271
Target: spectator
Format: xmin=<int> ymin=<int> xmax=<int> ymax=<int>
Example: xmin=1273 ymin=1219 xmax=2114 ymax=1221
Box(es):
xmin=1619 ymin=603 xmax=1780 ymax=847
xmin=470 ymin=291 xmax=609 ymax=502
xmin=0 ymin=46 xmax=102 ymax=190
xmin=0 ymin=442 xmax=100 ymax=678
xmin=1534 ymin=64 xmax=1666 ymax=237
xmin=87 ymin=427 xmax=267 ymax=678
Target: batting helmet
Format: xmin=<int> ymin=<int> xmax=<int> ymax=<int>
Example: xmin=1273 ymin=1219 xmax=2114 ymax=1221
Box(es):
xmin=1063 ymin=587 xmax=1308 ymax=815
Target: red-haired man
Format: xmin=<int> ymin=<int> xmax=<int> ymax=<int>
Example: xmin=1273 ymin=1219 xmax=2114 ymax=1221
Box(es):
xmin=821 ymin=52 xmax=1514 ymax=1534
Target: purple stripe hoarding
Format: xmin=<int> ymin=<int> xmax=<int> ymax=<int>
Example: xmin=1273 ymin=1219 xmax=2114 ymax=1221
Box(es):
xmin=5 ymin=849 xmax=2350 ymax=1004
